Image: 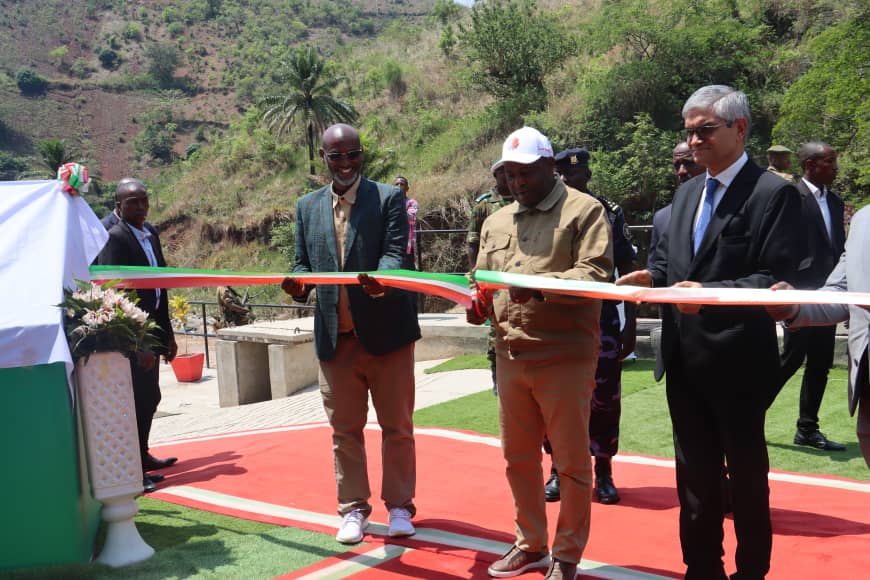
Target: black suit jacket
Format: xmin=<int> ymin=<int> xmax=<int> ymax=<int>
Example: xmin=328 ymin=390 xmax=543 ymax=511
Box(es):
xmin=650 ymin=159 xmax=801 ymax=399
xmin=794 ymin=179 xmax=845 ymax=289
xmin=95 ymin=220 xmax=174 ymax=354
xmin=294 ymin=177 xmax=421 ymax=361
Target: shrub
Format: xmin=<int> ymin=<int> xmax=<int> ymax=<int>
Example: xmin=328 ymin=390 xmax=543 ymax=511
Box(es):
xmin=0 ymin=151 xmax=30 ymax=180
xmin=16 ymin=68 xmax=48 ymax=96
xmin=97 ymin=48 xmax=120 ymax=69
xmin=71 ymin=58 xmax=92 ymax=79
xmin=123 ymin=22 xmax=142 ymax=41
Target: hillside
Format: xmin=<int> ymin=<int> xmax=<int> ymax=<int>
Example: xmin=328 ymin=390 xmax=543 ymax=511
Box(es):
xmin=2 ymin=0 xmax=868 ymax=304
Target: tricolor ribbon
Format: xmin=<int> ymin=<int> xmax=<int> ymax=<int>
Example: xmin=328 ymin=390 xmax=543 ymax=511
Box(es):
xmin=89 ymin=266 xmax=473 ymax=308
xmin=473 ymin=270 xmax=870 ymax=307
xmin=88 ymin=266 xmax=870 ymax=309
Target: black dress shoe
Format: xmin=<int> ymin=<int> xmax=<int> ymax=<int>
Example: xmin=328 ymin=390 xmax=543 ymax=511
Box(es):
xmin=143 ymin=454 xmax=178 ymax=471
xmin=793 ymin=430 xmax=846 ymax=451
xmin=148 ymin=473 xmax=165 ymax=483
xmin=544 ymin=467 xmax=561 ymax=502
xmin=142 ymin=476 xmax=157 ymax=494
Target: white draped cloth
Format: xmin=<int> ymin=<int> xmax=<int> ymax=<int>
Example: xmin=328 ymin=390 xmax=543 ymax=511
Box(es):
xmin=0 ymin=180 xmax=108 ymax=373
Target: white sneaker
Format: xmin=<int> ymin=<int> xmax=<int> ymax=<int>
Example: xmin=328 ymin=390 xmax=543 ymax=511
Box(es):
xmin=388 ymin=507 xmax=415 ymax=537
xmin=336 ymin=510 xmax=369 ymax=544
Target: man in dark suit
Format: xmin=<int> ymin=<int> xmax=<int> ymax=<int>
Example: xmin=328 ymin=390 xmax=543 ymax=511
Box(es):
xmin=617 ymin=85 xmax=801 ymax=580
xmin=649 ymin=141 xmax=705 ymax=384
xmin=648 ymin=142 xmax=705 ymax=271
xmin=281 ymin=124 xmax=421 ymax=545
xmin=768 ymin=205 xmax=870 ymax=469
xmin=779 ymin=142 xmax=846 ymax=450
xmin=96 ymin=179 xmax=178 ymax=493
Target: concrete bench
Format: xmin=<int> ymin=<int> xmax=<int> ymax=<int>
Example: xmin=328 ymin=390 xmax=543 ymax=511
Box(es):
xmin=216 ymin=322 xmax=318 ymax=407
xmin=214 ymin=314 xmax=489 ymax=407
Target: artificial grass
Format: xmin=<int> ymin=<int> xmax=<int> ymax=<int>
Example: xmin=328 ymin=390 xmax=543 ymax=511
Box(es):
xmin=3 ymin=498 xmax=346 ymax=580
xmin=413 ymin=358 xmax=870 ymax=481
xmin=424 ymin=354 xmax=492 ymax=374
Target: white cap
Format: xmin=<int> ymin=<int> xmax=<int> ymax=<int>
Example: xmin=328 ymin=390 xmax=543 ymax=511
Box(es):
xmin=500 ymin=127 xmax=554 ymax=165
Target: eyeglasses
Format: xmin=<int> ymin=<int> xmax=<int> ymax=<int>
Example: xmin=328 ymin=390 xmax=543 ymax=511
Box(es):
xmin=680 ymin=122 xmax=733 ymax=140
xmin=325 ymin=150 xmax=363 ymax=162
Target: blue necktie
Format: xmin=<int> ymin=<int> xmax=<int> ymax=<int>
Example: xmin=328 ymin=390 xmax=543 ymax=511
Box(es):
xmin=693 ymin=177 xmax=719 ymax=254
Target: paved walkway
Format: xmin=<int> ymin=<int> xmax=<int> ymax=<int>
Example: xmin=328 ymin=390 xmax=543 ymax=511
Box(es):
xmin=152 ymin=359 xmax=493 ymax=443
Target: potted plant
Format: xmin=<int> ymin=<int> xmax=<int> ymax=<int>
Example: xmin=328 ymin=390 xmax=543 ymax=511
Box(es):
xmin=168 ymin=295 xmax=204 ymax=382
xmin=60 ymin=280 xmax=158 ymax=565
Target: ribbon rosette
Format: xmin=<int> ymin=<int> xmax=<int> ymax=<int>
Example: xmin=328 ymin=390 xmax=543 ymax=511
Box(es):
xmin=57 ymin=162 xmax=90 ymax=196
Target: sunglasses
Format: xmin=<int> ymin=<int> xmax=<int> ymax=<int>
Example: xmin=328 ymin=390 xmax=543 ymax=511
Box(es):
xmin=325 ymin=150 xmax=363 ymax=162
xmin=680 ymin=121 xmax=733 ymax=140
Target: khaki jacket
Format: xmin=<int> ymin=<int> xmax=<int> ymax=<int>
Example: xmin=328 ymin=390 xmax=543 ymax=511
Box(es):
xmin=475 ymin=180 xmax=613 ymax=360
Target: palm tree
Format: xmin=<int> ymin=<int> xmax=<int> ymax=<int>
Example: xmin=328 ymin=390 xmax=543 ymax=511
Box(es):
xmin=258 ymin=46 xmax=359 ymax=175
xmin=36 ymin=138 xmax=74 ymax=177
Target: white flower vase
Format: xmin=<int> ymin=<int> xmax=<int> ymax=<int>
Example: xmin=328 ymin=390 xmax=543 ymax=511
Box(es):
xmin=75 ymin=351 xmax=154 ymax=566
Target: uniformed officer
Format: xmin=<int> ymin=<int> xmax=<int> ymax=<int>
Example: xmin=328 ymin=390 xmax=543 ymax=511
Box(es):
xmin=468 ymin=127 xmax=613 ymax=580
xmin=766 ymin=145 xmax=797 ymax=183
xmin=467 ymin=160 xmax=514 ymax=393
xmin=467 ymin=161 xmax=514 ymax=267
xmin=541 ymin=147 xmax=637 ymax=506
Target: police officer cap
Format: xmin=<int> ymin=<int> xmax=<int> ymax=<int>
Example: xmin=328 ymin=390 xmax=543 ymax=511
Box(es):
xmin=554 ymin=147 xmax=590 ymax=167
xmin=767 ymin=145 xmax=792 ymax=154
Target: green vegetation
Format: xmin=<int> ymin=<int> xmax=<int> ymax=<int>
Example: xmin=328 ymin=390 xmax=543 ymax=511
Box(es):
xmin=460 ymin=0 xmax=577 ymax=122
xmin=424 ymin=353 xmax=492 ymax=374
xmin=15 ymin=68 xmax=48 ymax=96
xmin=3 ymin=497 xmax=345 ymax=580
xmin=259 ymin=46 xmax=359 ymax=175
xmin=0 ymin=0 xmax=867 ymax=278
xmin=36 ymin=138 xmax=73 ymax=178
xmin=415 ymin=359 xmax=870 ymax=481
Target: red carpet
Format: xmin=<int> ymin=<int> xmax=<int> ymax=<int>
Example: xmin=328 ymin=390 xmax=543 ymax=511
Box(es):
xmin=151 ymin=424 xmax=870 ymax=579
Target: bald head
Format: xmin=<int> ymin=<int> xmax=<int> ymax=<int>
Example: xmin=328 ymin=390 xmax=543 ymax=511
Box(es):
xmin=115 ymin=178 xmax=147 ymax=202
xmin=322 ymin=124 xmax=360 ymax=147
xmin=114 ymin=177 xmax=149 ymax=228
xmin=320 ymin=124 xmax=364 ymax=193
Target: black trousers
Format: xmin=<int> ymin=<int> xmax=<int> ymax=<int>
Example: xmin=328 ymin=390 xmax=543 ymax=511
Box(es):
xmin=780 ymin=325 xmax=836 ymax=432
xmin=130 ymin=357 xmax=161 ymax=462
xmin=667 ymin=356 xmax=771 ymax=580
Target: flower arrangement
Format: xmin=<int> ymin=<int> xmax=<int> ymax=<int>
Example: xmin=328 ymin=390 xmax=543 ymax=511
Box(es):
xmin=60 ymin=280 xmax=159 ymax=363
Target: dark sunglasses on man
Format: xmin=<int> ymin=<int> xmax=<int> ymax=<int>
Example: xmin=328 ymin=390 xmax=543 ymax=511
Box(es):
xmin=325 ymin=149 xmax=363 ymax=162
xmin=680 ymin=122 xmax=733 ymax=140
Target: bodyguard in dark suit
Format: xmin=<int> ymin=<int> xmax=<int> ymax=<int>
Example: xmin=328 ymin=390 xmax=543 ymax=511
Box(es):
xmin=617 ymin=85 xmax=801 ymax=580
xmin=281 ymin=124 xmax=421 ymax=545
xmin=768 ymin=204 xmax=870 ymax=469
xmin=96 ymin=179 xmax=178 ymax=492
xmin=779 ymin=142 xmax=846 ymax=451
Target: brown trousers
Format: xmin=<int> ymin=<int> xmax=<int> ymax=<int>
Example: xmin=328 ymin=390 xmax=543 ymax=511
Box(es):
xmin=319 ymin=335 xmax=417 ymax=517
xmin=497 ymin=353 xmax=596 ymax=564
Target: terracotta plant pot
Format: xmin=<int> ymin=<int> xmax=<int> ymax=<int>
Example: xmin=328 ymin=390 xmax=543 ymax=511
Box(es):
xmin=170 ymin=352 xmax=204 ymax=382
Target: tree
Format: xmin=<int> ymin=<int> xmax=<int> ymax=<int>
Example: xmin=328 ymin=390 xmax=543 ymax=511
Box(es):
xmin=258 ymin=46 xmax=358 ymax=175
xmin=360 ymin=130 xmax=398 ymax=183
xmin=0 ymin=151 xmax=29 ymax=180
xmin=145 ymin=43 xmax=182 ymax=89
xmin=36 ymin=139 xmax=74 ymax=177
xmin=588 ymin=113 xmax=674 ymax=221
xmin=459 ymin=0 xmax=576 ymax=118
xmin=16 ymin=68 xmax=49 ymax=96
xmin=773 ymin=16 xmax=870 ymax=201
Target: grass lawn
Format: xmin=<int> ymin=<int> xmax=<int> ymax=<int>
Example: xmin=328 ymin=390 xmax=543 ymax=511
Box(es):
xmin=417 ymin=356 xmax=869 ymax=481
xmin=9 ymin=357 xmax=866 ymax=579
xmin=4 ymin=499 xmax=347 ymax=580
